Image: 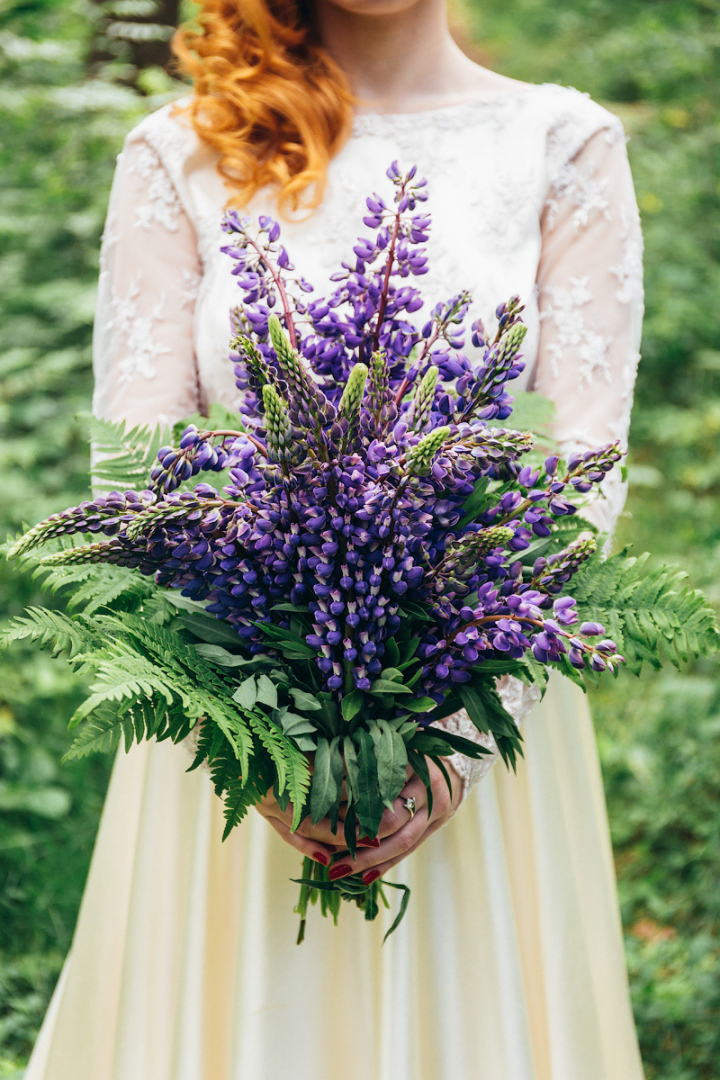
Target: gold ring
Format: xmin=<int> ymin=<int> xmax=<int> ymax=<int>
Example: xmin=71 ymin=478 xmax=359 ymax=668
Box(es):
xmin=404 ymin=796 xmax=416 ymax=819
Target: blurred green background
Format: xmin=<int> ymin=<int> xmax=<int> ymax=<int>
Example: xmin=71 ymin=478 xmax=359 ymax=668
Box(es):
xmin=0 ymin=0 xmax=718 ymax=1075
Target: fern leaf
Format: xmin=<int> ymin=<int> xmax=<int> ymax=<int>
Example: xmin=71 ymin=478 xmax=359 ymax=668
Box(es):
xmin=63 ymin=709 xmax=123 ymax=760
xmin=85 ymin=413 xmax=163 ymax=491
xmin=572 ymin=549 xmax=720 ymax=674
xmin=0 ymin=608 xmax=94 ymax=660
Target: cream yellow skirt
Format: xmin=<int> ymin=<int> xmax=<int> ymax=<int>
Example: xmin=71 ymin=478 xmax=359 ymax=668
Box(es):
xmin=26 ymin=675 xmax=644 ymax=1079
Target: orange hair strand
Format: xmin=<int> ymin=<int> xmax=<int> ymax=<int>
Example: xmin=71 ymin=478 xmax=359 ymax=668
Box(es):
xmin=172 ymin=1 xmax=355 ymax=214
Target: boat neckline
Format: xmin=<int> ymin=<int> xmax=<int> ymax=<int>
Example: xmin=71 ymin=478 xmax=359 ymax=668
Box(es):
xmin=351 ymin=82 xmax=554 ymax=122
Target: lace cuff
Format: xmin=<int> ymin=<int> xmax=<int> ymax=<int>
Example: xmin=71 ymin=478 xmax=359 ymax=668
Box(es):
xmin=432 ymin=675 xmax=541 ymax=809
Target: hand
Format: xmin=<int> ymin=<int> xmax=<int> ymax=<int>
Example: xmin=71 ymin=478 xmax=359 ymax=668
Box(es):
xmin=255 ymin=770 xmax=412 ymax=866
xmin=326 ymin=758 xmax=464 ymax=885
xmin=255 ymin=758 xmax=463 ymax=874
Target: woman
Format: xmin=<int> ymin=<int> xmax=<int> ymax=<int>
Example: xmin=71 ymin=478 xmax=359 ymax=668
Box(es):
xmin=26 ymin=0 xmax=646 ymax=1077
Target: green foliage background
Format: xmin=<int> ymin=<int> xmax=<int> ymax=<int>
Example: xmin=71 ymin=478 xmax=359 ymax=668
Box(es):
xmin=0 ymin=0 xmax=718 ymax=1075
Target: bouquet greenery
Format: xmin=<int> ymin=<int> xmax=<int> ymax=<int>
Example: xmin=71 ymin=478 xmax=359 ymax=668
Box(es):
xmin=4 ymin=164 xmax=718 ymax=941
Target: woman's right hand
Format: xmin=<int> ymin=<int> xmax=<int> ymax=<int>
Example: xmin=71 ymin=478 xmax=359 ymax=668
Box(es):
xmin=255 ymin=778 xmax=414 ymax=868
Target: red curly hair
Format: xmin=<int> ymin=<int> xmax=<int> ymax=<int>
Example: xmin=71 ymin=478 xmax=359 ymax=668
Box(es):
xmin=172 ymin=1 xmax=355 ymax=214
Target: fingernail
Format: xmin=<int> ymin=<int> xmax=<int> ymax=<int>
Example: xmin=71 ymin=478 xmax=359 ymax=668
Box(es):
xmin=358 ymin=837 xmax=381 ymax=848
xmin=313 ymin=850 xmax=329 ymax=866
xmin=363 ymin=869 xmax=381 ymax=885
xmin=328 ymin=862 xmax=353 ymax=881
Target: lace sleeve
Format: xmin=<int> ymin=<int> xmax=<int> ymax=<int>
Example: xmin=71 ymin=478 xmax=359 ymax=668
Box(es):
xmin=92 ymin=132 xmax=202 ymax=428
xmin=534 ymin=123 xmax=644 ymax=534
xmin=433 ymin=676 xmax=541 ymax=808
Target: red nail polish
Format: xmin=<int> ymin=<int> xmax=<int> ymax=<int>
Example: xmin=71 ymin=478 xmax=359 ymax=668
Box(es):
xmin=358 ymin=837 xmax=381 ymax=848
xmin=313 ymin=850 xmax=329 ymax=866
xmin=328 ymin=862 xmax=352 ymax=881
xmin=363 ymin=869 xmax=381 ymax=885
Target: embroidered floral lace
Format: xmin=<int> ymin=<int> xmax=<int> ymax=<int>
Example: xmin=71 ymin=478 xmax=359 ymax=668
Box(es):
xmin=94 ymin=83 xmax=643 ymax=806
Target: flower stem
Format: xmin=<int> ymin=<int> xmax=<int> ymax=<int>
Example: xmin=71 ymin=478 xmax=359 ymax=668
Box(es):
xmin=245 ymin=235 xmax=298 ymax=349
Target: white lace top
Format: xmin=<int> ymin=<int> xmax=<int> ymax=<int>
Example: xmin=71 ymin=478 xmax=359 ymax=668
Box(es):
xmin=93 ymin=82 xmax=643 ymax=805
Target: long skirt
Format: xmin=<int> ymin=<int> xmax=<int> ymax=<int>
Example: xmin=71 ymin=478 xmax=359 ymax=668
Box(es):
xmin=25 ymin=675 xmax=644 ymax=1080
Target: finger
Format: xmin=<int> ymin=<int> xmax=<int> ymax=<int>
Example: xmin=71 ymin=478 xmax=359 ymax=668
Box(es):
xmin=258 ymin=800 xmax=346 ymax=846
xmin=293 ymin=814 xmax=348 ymax=845
xmin=376 ymin=776 xmax=428 ymax=840
xmin=338 ymin=807 xmax=430 ymax=877
xmin=263 ymin=815 xmax=336 ymax=867
xmin=362 ymin=819 xmax=445 ymax=883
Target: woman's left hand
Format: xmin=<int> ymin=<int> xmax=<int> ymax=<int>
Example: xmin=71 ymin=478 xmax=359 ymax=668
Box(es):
xmin=328 ymin=757 xmax=464 ymax=885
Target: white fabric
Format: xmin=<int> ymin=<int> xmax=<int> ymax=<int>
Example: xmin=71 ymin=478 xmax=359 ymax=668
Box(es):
xmin=436 ymin=675 xmax=543 ymax=801
xmin=27 ymin=82 xmax=645 ymax=1080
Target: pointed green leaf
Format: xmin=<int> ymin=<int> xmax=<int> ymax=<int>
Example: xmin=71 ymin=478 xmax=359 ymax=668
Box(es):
xmin=232 ymin=676 xmax=257 ymax=710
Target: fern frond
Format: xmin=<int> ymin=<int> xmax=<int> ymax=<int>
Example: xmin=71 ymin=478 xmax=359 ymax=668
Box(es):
xmin=0 ymin=608 xmax=94 ymax=660
xmin=221 ymin=776 xmax=264 ymax=838
xmin=284 ymin=740 xmax=312 ymax=830
xmin=63 ymin=708 xmax=123 ymax=760
xmin=572 ymin=549 xmax=720 ymax=674
xmin=69 ymin=651 xmax=179 ymax=728
xmin=86 ymin=413 xmax=163 ymax=491
xmin=34 ymin=562 xmax=156 ymax=615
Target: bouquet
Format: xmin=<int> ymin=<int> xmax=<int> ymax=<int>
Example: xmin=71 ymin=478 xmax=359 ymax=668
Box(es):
xmin=5 ymin=163 xmax=718 ymax=942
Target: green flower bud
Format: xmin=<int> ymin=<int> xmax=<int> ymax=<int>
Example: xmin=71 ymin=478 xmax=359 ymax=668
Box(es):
xmin=407 ymin=364 xmax=439 ymax=433
xmin=339 ymin=363 xmax=369 ymax=422
xmin=406 ymin=425 xmax=450 ymax=477
xmin=496 ymin=322 xmax=528 ymax=365
xmin=267 ymin=314 xmax=335 ymax=431
xmin=262 ymin=383 xmax=294 ymax=462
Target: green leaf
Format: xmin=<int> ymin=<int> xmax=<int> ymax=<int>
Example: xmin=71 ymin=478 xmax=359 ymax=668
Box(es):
xmin=310 ymin=737 xmax=340 ymax=825
xmin=384 ymin=637 xmax=400 ymax=666
xmin=408 ymin=748 xmax=433 ymax=819
xmin=341 ymin=689 xmax=364 ymax=722
xmin=255 ymin=673 xmax=278 ymax=709
xmin=382 ymin=882 xmax=412 ymax=944
xmin=344 ymin=735 xmax=360 ymax=803
xmin=232 ymin=676 xmax=257 ymax=710
xmin=398 ymin=601 xmax=434 ymax=622
xmin=194 ymin=644 xmax=258 ymax=667
xmin=289 ymin=687 xmax=322 ymax=712
xmin=376 ymin=718 xmax=408 ymax=808
xmin=378 ymin=667 xmax=404 ymax=682
xmin=402 ymin=696 xmax=437 ymax=714
xmin=369 ymin=678 xmax=413 ymax=695
xmin=327 ymin=737 xmax=345 ymax=832
xmin=458 ymin=684 xmax=490 ymax=732
xmin=399 ymin=636 xmax=421 ymax=665
xmin=179 ymin=613 xmax=244 ymax=647
xmin=458 ymin=476 xmax=491 ymax=526
xmin=354 ymin=729 xmax=384 ymax=837
xmin=424 ymin=727 xmax=492 ymax=757
xmin=277 ymin=709 xmax=317 ymax=737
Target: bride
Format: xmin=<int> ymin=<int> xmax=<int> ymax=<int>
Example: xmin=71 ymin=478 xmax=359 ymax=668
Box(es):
xmin=26 ymin=0 xmax=645 ymax=1077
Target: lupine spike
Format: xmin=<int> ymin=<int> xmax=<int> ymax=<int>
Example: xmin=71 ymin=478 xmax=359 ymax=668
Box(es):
xmin=125 ymin=497 xmax=227 ymax=542
xmin=339 ymin=363 xmax=369 ymax=422
xmin=495 ymin=322 xmax=527 ymax=365
xmin=7 ymin=493 xmax=152 ymax=559
xmin=443 ymin=525 xmax=515 ymax=571
xmin=40 ymin=540 xmax=141 ymax=566
xmin=234 ymin=335 xmax=273 ymax=399
xmin=268 ymin=313 xmax=336 ymax=428
xmin=405 ymin=426 xmax=450 ymax=477
xmin=407 ymin=365 xmax=438 ymax=433
xmin=365 ymin=350 xmax=394 ymax=434
xmin=531 ymin=536 xmax=598 ymax=594
xmin=262 ymin=384 xmax=295 ymax=463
